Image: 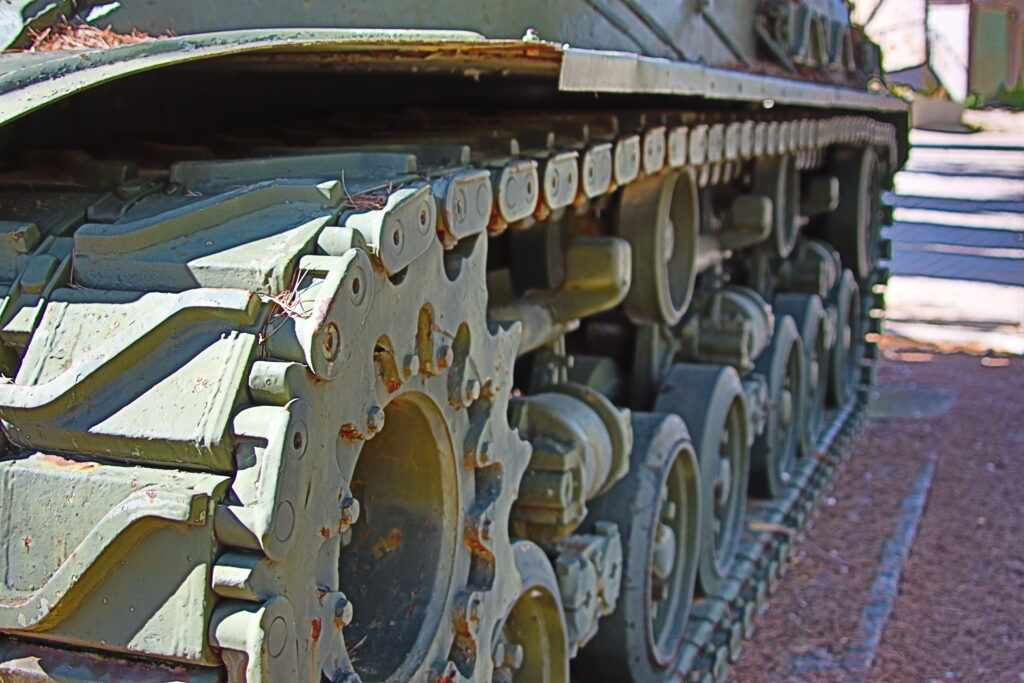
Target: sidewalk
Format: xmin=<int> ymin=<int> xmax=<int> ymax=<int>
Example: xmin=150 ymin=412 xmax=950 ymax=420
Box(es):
xmin=884 ymin=109 xmax=1024 ymax=355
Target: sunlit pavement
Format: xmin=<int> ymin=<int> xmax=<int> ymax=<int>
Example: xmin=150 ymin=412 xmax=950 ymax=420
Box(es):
xmin=883 ymin=110 xmax=1024 ymax=354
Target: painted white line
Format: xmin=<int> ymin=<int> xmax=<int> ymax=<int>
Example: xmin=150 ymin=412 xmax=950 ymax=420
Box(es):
xmin=843 ymin=452 xmax=938 ymax=678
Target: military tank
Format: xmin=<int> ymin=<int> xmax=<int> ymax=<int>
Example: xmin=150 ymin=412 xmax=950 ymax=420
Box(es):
xmin=0 ymin=1 xmax=905 ymax=680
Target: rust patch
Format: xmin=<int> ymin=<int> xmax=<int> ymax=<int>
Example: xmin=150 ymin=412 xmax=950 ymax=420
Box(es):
xmin=310 ymin=618 xmax=322 ymax=642
xmin=22 ymin=536 xmax=31 ymax=549
xmin=371 ymin=528 xmax=403 ymax=559
xmin=339 ymin=424 xmax=364 ymax=441
xmin=320 ymin=527 xmax=332 ymax=539
xmin=487 ymin=205 xmax=508 ymax=235
xmin=383 ymin=377 xmax=402 ymax=393
xmin=36 ymin=454 xmax=99 ymax=471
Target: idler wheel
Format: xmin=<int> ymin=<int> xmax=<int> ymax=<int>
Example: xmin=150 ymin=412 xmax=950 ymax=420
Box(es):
xmin=654 ymin=364 xmax=749 ymax=596
xmin=822 ymin=146 xmax=882 ymax=280
xmin=616 ymin=169 xmax=700 ymax=326
xmin=773 ymin=293 xmax=830 ymax=456
xmin=827 ymin=269 xmax=864 ymax=406
xmin=574 ymin=413 xmax=701 ymax=682
xmin=750 ymin=315 xmax=806 ymax=498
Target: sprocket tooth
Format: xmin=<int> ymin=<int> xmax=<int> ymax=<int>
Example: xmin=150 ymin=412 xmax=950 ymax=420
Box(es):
xmin=216 ymin=400 xmax=314 ymax=561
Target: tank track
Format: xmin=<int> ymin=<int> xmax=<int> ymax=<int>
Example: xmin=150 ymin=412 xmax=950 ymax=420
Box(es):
xmin=676 ymin=261 xmax=887 ymax=682
xmin=677 ymin=339 xmax=872 ymax=682
xmin=0 ymin=103 xmax=895 ymax=682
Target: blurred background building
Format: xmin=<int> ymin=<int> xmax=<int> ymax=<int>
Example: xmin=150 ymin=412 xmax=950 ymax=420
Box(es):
xmin=854 ymin=0 xmax=1024 ymax=106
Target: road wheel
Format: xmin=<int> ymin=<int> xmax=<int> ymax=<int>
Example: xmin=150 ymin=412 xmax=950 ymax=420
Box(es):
xmin=773 ymin=293 xmax=830 ymax=456
xmin=827 ymin=268 xmax=864 ymax=406
xmin=822 ymin=146 xmax=882 ymax=280
xmin=654 ymin=364 xmax=749 ymax=596
xmin=575 ymin=413 xmax=701 ymax=682
xmin=750 ymin=315 xmax=805 ymax=498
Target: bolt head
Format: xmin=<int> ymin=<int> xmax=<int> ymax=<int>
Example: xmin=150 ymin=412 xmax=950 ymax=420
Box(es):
xmin=340 ymin=495 xmax=360 ymax=526
xmin=468 ymin=595 xmax=483 ymax=621
xmin=366 ymin=405 xmax=385 ymax=435
xmin=321 ymin=322 xmax=341 ymax=362
xmin=472 ymin=513 xmax=493 ymax=542
xmin=436 ymin=661 xmax=459 ymax=683
xmin=505 ymin=643 xmax=524 ymax=669
xmin=335 ymin=595 xmax=354 ymax=626
xmin=464 ymin=379 xmax=480 ymax=403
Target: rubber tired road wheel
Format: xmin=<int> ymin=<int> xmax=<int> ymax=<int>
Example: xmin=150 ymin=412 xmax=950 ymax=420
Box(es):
xmin=773 ymin=293 xmax=830 ymax=457
xmin=574 ymin=412 xmax=701 ymax=682
xmin=822 ymin=146 xmax=882 ymax=281
xmin=750 ymin=315 xmax=805 ymax=498
xmin=654 ymin=364 xmax=749 ymax=596
xmin=827 ymin=268 xmax=864 ymax=406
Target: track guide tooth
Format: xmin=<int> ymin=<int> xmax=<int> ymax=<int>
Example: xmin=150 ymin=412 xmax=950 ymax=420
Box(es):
xmin=343 ymin=183 xmax=436 ymax=275
xmin=435 ymin=169 xmax=492 ymax=247
xmin=491 ymin=159 xmax=539 ymax=226
xmin=642 ymin=126 xmax=667 ymax=175
xmin=689 ymin=124 xmax=709 ymax=165
xmin=613 ymin=135 xmax=641 ymax=186
xmin=668 ymin=126 xmax=689 ymax=168
xmin=580 ymin=143 xmax=614 ymax=199
xmin=541 ymin=151 xmax=581 ymax=211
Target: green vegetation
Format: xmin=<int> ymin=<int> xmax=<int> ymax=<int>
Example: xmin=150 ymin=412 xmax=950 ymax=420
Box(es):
xmin=996 ymin=82 xmax=1024 ymax=110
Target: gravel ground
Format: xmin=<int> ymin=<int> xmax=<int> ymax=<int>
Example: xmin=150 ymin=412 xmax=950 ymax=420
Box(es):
xmin=732 ymin=343 xmax=1024 ymax=682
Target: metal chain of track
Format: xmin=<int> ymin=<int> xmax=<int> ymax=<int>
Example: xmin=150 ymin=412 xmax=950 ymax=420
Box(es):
xmin=0 ymin=94 xmax=896 ymax=681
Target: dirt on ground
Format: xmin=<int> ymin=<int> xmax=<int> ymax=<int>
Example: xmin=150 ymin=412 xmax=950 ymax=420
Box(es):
xmin=732 ymin=342 xmax=1024 ymax=682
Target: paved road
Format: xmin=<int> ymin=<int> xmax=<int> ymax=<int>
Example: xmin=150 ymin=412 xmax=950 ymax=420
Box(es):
xmin=883 ymin=116 xmax=1024 ymax=354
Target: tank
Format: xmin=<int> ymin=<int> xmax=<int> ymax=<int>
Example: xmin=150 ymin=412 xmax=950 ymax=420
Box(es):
xmin=0 ymin=1 xmax=905 ymax=681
